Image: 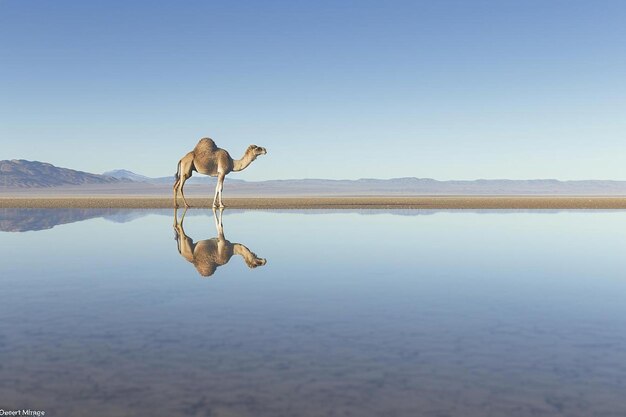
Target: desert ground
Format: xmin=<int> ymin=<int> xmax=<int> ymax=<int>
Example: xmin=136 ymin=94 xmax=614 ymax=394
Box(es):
xmin=2 ymin=196 xmax=626 ymax=209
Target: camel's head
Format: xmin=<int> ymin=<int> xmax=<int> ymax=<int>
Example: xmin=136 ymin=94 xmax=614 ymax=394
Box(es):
xmin=247 ymin=145 xmax=267 ymax=158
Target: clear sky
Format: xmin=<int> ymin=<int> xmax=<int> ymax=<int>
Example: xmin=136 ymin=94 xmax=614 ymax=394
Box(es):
xmin=1 ymin=0 xmax=625 ymax=180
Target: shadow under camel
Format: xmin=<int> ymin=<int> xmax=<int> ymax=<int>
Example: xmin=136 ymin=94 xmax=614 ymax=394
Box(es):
xmin=173 ymin=207 xmax=267 ymax=277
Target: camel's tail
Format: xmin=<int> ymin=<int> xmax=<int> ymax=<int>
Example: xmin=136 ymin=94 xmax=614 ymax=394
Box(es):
xmin=174 ymin=160 xmax=181 ymax=183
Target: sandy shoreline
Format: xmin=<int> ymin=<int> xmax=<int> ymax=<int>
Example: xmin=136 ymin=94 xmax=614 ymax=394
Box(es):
xmin=2 ymin=196 xmax=626 ymax=209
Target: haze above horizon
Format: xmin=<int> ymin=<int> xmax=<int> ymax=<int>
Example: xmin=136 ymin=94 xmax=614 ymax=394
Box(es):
xmin=2 ymin=1 xmax=625 ymax=180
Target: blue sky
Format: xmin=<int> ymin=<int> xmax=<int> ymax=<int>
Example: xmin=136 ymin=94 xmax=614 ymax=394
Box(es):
xmin=1 ymin=0 xmax=625 ymax=180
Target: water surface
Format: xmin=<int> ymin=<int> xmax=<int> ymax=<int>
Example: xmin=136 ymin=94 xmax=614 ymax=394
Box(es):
xmin=1 ymin=208 xmax=626 ymax=416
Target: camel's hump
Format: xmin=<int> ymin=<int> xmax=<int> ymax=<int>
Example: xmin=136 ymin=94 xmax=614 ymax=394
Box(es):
xmin=194 ymin=137 xmax=217 ymax=153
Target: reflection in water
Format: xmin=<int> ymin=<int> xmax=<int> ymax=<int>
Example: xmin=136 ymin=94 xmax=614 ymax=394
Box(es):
xmin=2 ymin=210 xmax=626 ymax=416
xmin=0 ymin=208 xmax=151 ymax=232
xmin=2 ymin=208 xmax=590 ymax=233
xmin=173 ymin=208 xmax=267 ymax=277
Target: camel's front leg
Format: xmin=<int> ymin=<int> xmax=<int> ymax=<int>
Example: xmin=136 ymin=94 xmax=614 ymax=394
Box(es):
xmin=218 ymin=179 xmax=225 ymax=208
xmin=213 ymin=177 xmax=220 ymax=208
xmin=214 ymin=174 xmax=225 ymax=208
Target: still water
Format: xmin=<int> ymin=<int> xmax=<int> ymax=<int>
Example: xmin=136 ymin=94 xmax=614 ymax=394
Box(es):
xmin=1 ymin=208 xmax=626 ymax=417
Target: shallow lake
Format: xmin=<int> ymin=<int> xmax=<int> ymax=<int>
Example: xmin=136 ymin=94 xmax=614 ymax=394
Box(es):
xmin=1 ymin=208 xmax=626 ymax=417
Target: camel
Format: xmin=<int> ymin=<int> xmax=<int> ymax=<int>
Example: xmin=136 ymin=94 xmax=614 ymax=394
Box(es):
xmin=173 ymin=207 xmax=267 ymax=277
xmin=173 ymin=137 xmax=267 ymax=208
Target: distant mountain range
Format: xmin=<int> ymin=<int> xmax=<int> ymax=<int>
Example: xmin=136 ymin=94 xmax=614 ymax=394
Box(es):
xmin=102 ymin=168 xmax=242 ymax=185
xmin=3 ymin=159 xmax=626 ymax=195
xmin=0 ymin=160 xmax=125 ymax=187
xmin=102 ymin=169 xmax=152 ymax=182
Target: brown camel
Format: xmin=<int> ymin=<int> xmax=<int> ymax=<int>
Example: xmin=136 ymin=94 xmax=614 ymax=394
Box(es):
xmin=173 ymin=137 xmax=267 ymax=208
xmin=173 ymin=207 xmax=267 ymax=277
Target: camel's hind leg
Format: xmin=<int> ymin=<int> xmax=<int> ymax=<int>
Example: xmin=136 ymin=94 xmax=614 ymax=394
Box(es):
xmin=173 ymin=179 xmax=180 ymax=208
xmin=173 ymin=159 xmax=184 ymax=208
xmin=179 ymin=175 xmax=191 ymax=208
xmin=176 ymin=154 xmax=194 ymax=209
xmin=173 ymin=177 xmax=190 ymax=208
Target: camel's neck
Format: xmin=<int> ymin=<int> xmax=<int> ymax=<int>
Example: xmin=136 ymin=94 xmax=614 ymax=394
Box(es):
xmin=232 ymin=151 xmax=256 ymax=172
xmin=232 ymin=243 xmax=255 ymax=265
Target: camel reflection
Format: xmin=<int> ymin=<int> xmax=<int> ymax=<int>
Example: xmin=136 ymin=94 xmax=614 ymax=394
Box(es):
xmin=174 ymin=208 xmax=267 ymax=277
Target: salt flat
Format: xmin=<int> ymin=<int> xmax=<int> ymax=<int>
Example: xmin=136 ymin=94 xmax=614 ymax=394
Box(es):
xmin=2 ymin=196 xmax=626 ymax=209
